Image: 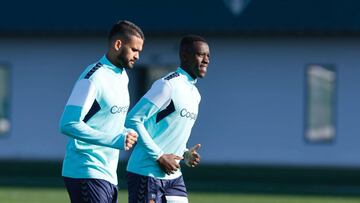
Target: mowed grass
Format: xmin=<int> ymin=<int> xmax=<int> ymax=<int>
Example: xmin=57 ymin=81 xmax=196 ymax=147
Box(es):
xmin=1 ymin=187 xmax=360 ymax=203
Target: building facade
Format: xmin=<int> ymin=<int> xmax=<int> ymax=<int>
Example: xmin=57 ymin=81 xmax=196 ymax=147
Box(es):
xmin=1 ymin=0 xmax=360 ymax=167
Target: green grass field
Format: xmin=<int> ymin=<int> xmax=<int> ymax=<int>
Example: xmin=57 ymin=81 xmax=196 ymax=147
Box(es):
xmin=1 ymin=188 xmax=360 ymax=203
xmin=3 ymin=161 xmax=360 ymax=203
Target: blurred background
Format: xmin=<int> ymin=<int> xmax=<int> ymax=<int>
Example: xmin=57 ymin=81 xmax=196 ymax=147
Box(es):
xmin=1 ymin=0 xmax=360 ymax=202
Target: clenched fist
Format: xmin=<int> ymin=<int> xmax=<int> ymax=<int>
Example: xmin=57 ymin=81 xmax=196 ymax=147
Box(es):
xmin=125 ymin=130 xmax=138 ymax=150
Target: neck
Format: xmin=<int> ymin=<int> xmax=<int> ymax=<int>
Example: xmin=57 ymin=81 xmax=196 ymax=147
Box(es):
xmin=106 ymin=53 xmax=122 ymax=69
xmin=181 ymin=66 xmax=196 ymax=80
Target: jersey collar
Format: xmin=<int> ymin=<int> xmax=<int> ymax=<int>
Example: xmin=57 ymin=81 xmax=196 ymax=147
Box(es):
xmin=178 ymin=67 xmax=197 ymax=85
xmin=100 ymin=55 xmax=124 ymax=74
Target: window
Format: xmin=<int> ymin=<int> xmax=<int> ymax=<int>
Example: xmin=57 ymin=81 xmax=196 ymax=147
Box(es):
xmin=0 ymin=64 xmax=10 ymax=136
xmin=305 ymin=64 xmax=336 ymax=143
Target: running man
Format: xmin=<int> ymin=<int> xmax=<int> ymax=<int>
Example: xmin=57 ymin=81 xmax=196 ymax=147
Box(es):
xmin=59 ymin=20 xmax=144 ymax=203
xmin=126 ymin=35 xmax=210 ymax=203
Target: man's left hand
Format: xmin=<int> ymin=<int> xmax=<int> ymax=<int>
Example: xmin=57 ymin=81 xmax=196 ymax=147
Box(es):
xmin=184 ymin=144 xmax=201 ymax=167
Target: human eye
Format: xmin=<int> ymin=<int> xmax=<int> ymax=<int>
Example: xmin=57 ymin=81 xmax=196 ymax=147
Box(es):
xmin=197 ymin=52 xmax=206 ymax=57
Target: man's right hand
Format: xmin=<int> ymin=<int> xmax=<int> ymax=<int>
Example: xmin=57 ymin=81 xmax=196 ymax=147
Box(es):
xmin=157 ymin=154 xmax=183 ymax=175
xmin=125 ymin=131 xmax=138 ymax=151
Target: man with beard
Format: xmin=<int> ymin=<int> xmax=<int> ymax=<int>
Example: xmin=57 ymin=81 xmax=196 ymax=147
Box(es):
xmin=59 ymin=20 xmax=143 ymax=203
xmin=126 ymin=35 xmax=210 ymax=203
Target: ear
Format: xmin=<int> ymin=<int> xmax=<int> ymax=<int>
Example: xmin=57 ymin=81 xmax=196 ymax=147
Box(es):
xmin=114 ymin=39 xmax=122 ymax=51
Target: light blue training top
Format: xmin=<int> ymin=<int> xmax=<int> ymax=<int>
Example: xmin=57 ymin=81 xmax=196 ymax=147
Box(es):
xmin=60 ymin=55 xmax=131 ymax=185
xmin=126 ymin=67 xmax=201 ymax=179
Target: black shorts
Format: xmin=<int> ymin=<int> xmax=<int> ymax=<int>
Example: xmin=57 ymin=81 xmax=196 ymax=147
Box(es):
xmin=64 ymin=177 xmax=118 ymax=203
xmin=127 ymin=172 xmax=188 ymax=203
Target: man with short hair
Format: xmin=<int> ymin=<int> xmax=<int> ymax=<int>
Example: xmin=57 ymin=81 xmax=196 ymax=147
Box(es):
xmin=126 ymin=35 xmax=210 ymax=203
xmin=60 ymin=20 xmax=144 ymax=203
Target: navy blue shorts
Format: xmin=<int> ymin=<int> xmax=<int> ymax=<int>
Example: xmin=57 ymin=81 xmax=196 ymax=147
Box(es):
xmin=127 ymin=172 xmax=188 ymax=203
xmin=63 ymin=177 xmax=118 ymax=203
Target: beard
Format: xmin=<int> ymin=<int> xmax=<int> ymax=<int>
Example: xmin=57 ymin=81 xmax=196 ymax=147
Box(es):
xmin=116 ymin=52 xmax=133 ymax=69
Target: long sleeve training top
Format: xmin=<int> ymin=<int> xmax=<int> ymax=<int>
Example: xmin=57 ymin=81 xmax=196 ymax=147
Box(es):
xmin=60 ymin=55 xmax=130 ymax=185
xmin=126 ymin=67 xmax=201 ymax=179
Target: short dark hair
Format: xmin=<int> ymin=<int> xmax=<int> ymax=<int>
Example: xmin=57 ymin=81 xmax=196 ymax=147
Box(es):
xmin=180 ymin=35 xmax=207 ymax=51
xmin=108 ymin=20 xmax=145 ymax=42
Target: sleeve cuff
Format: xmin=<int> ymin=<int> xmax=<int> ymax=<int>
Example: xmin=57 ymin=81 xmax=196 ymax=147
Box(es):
xmin=156 ymin=151 xmax=165 ymax=160
xmin=116 ymin=132 xmax=127 ymax=150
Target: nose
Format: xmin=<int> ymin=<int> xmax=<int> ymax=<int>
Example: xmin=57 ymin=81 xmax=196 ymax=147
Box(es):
xmin=203 ymin=55 xmax=209 ymax=64
xmin=134 ymin=52 xmax=139 ymax=60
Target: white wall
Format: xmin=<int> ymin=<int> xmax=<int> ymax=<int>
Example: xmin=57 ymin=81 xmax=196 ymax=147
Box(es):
xmin=0 ymin=37 xmax=106 ymax=159
xmin=0 ymin=36 xmax=359 ymax=167
xmin=191 ymin=36 xmax=360 ymax=166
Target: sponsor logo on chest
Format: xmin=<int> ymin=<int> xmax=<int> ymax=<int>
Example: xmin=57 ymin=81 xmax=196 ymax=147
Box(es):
xmin=180 ymin=108 xmax=198 ymax=120
xmin=110 ymin=105 xmax=129 ymax=114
